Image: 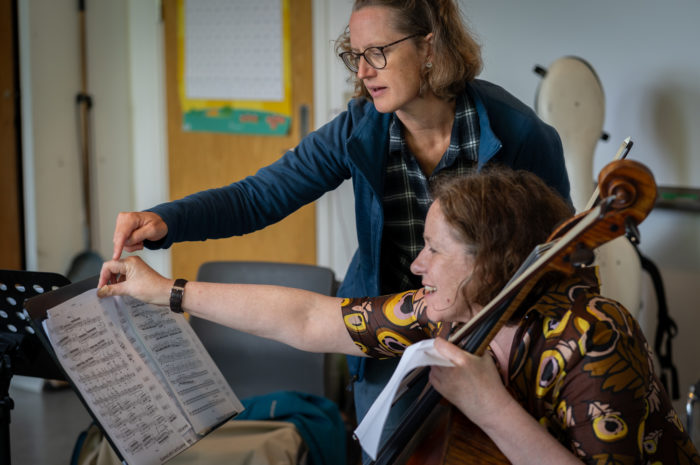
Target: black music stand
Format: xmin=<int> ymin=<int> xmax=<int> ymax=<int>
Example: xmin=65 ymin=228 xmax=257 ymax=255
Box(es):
xmin=0 ymin=269 xmax=71 ymax=465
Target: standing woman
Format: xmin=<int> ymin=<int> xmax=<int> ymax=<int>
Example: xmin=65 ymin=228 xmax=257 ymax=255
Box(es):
xmin=108 ymin=0 xmax=569 ymax=440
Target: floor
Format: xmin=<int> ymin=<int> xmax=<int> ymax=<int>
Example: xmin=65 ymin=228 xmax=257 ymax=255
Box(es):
xmin=8 ymin=378 xmax=92 ymax=465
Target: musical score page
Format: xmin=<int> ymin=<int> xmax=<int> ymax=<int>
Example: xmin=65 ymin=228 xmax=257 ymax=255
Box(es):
xmin=43 ymin=289 xmax=243 ymax=465
xmin=44 ymin=290 xmax=192 ymax=465
xmin=113 ymin=296 xmax=243 ymax=434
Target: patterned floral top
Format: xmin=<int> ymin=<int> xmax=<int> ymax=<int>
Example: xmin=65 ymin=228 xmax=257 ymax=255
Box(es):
xmin=340 ymin=272 xmax=700 ymax=464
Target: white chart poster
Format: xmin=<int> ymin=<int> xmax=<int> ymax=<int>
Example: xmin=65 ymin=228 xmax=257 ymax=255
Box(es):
xmin=185 ymin=0 xmax=283 ymax=101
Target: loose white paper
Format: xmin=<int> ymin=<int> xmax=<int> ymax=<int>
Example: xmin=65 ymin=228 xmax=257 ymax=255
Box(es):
xmin=353 ymin=339 xmax=455 ymax=461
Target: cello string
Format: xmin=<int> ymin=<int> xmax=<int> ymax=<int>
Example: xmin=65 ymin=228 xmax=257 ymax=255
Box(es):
xmin=449 ymin=203 xmax=602 ymax=344
xmin=584 ymin=137 xmax=632 ymax=211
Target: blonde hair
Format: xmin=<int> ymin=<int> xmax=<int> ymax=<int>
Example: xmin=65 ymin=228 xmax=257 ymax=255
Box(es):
xmin=335 ymin=0 xmax=483 ymax=100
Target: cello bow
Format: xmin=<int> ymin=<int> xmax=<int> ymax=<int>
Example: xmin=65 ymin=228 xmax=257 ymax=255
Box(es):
xmin=371 ymin=159 xmax=657 ymax=465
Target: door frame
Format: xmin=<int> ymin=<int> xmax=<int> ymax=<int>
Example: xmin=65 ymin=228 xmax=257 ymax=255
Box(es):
xmin=0 ymin=0 xmax=25 ymax=270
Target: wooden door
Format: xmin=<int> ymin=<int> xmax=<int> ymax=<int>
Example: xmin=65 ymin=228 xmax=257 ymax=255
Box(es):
xmin=163 ymin=0 xmax=315 ymax=280
xmin=0 ymin=0 xmax=24 ymax=270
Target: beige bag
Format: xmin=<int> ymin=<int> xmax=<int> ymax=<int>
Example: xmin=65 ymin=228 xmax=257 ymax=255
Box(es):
xmin=170 ymin=420 xmax=307 ymax=465
xmin=74 ymin=424 xmax=122 ymax=465
xmin=75 ymin=420 xmax=306 ymax=465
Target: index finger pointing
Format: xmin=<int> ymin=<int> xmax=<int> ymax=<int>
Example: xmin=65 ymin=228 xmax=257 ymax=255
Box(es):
xmin=112 ymin=233 xmax=126 ymax=260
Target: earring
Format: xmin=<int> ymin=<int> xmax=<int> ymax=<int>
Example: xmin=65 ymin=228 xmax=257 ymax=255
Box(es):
xmin=425 ymin=61 xmax=433 ymax=69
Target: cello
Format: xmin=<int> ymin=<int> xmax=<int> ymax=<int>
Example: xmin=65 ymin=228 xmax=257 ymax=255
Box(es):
xmin=370 ymin=158 xmax=658 ymax=464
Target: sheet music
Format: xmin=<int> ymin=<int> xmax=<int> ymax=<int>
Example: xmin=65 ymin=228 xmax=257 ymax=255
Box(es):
xmin=44 ymin=290 xmax=192 ymax=465
xmin=43 ymin=289 xmax=244 ymax=465
xmin=112 ymin=296 xmax=243 ymax=434
xmin=353 ymin=339 xmax=455 ymax=461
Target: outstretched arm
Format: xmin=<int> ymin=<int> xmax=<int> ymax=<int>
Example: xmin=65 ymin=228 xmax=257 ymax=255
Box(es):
xmin=98 ymin=256 xmax=365 ymax=356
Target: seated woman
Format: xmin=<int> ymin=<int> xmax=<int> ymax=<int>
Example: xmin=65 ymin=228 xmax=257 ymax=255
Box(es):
xmin=97 ymin=168 xmax=698 ymax=464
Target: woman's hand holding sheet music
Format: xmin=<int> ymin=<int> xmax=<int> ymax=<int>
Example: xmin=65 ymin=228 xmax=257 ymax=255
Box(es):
xmin=98 ymin=256 xmax=172 ymax=306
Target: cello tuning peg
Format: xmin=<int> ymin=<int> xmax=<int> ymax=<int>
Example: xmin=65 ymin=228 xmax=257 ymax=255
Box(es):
xmin=570 ymin=244 xmax=595 ymax=269
xmin=533 ymin=65 xmax=547 ymax=77
xmin=625 ymin=217 xmax=641 ymax=245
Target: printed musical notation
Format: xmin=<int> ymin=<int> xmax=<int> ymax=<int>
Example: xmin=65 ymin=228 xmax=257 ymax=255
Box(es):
xmin=111 ymin=297 xmax=240 ymax=434
xmin=43 ymin=290 xmax=243 ymax=465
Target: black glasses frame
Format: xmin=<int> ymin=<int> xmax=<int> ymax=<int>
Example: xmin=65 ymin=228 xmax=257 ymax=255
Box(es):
xmin=339 ymin=34 xmax=420 ymax=73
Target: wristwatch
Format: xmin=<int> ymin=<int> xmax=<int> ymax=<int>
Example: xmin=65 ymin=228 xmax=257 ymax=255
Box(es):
xmin=169 ymin=278 xmax=188 ymax=313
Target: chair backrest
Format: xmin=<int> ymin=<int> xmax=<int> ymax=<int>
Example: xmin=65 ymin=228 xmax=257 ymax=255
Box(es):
xmin=190 ymin=261 xmax=338 ymax=399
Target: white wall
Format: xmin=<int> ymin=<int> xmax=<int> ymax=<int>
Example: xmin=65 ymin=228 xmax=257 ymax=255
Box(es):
xmin=313 ymin=0 xmax=357 ymax=277
xmin=19 ymin=0 xmax=169 ymax=277
xmin=461 ymin=0 xmax=700 ymax=189
xmin=125 ymin=0 xmax=170 ymax=276
xmin=20 ymin=0 xmax=85 ymax=272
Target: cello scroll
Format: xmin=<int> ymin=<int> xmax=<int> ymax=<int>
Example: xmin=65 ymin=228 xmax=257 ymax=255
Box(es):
xmin=546 ymin=159 xmax=656 ymax=275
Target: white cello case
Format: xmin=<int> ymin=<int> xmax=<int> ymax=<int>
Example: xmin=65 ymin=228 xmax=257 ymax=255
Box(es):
xmin=535 ymin=56 xmax=643 ymax=318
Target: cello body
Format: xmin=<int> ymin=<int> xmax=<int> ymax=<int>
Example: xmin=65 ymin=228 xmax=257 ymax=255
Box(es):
xmin=405 ymin=403 xmax=510 ymax=465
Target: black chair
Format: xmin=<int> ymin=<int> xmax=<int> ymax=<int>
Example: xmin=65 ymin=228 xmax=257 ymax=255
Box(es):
xmin=189 ymin=261 xmax=339 ymax=400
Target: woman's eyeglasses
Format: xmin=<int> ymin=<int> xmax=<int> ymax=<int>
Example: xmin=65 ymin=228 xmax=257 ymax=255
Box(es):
xmin=339 ymin=34 xmax=420 ymax=73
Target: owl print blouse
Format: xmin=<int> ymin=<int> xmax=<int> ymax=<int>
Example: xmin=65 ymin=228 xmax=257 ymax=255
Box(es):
xmin=340 ymin=273 xmax=699 ymax=464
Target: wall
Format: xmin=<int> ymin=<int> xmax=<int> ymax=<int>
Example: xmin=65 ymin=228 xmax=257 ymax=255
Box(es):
xmin=313 ymin=0 xmax=356 ymax=276
xmin=19 ymin=0 xmax=168 ymax=276
xmin=19 ymin=0 xmax=85 ymax=272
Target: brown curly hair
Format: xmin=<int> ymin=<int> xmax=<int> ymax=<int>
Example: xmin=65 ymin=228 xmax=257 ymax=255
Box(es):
xmin=335 ymin=0 xmax=483 ymax=101
xmin=431 ymin=167 xmax=574 ymax=307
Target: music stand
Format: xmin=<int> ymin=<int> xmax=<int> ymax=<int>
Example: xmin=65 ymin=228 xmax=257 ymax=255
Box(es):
xmin=0 ymin=269 xmax=71 ymax=465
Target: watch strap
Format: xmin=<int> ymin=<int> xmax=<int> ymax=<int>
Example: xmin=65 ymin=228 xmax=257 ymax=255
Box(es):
xmin=169 ymin=278 xmax=188 ymax=313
